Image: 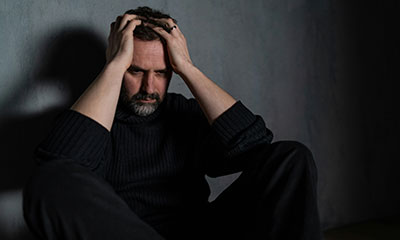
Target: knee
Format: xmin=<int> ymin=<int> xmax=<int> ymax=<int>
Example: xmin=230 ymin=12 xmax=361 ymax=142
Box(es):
xmin=23 ymin=160 xmax=97 ymax=223
xmin=24 ymin=160 xmax=75 ymax=200
xmin=271 ymin=140 xmax=313 ymax=159
xmin=270 ymin=140 xmax=318 ymax=179
xmin=253 ymin=141 xmax=318 ymax=181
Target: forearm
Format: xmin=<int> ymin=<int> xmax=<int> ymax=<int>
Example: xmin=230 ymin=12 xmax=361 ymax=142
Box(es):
xmin=179 ymin=64 xmax=236 ymax=124
xmin=71 ymin=62 xmax=125 ymax=131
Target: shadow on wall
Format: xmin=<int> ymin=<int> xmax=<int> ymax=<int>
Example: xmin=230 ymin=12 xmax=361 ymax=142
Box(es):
xmin=0 ymin=27 xmax=106 ymax=240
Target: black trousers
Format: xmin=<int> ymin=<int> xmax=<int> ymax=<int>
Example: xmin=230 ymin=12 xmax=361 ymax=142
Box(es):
xmin=23 ymin=141 xmax=322 ymax=240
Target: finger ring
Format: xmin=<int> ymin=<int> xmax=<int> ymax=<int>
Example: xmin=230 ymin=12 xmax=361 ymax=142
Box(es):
xmin=170 ymin=25 xmax=177 ymax=31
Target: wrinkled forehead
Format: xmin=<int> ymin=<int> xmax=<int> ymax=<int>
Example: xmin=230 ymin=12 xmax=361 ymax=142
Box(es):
xmin=132 ymin=38 xmax=169 ymax=70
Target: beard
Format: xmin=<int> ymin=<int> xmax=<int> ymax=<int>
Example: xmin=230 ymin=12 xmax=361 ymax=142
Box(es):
xmin=120 ymin=86 xmax=162 ymax=117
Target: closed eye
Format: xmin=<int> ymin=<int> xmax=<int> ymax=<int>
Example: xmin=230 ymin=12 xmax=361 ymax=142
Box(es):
xmin=128 ymin=65 xmax=145 ymax=73
xmin=156 ymin=70 xmax=168 ymax=75
xmin=128 ymin=70 xmax=143 ymax=76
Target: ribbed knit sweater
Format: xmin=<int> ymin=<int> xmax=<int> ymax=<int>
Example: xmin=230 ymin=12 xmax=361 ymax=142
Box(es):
xmin=35 ymin=93 xmax=273 ymax=232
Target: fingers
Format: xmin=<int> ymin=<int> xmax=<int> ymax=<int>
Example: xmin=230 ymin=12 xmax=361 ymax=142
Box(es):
xmin=123 ymin=18 xmax=142 ymax=34
xmin=115 ymin=15 xmax=123 ymax=31
xmin=145 ymin=19 xmax=182 ymax=41
xmin=118 ymin=14 xmax=142 ymax=31
xmin=144 ymin=22 xmax=171 ymax=40
xmin=109 ymin=14 xmax=142 ymax=33
xmin=154 ymin=18 xmax=181 ymax=36
xmin=109 ymin=17 xmax=121 ymax=38
xmin=108 ymin=22 xmax=116 ymax=42
xmin=155 ymin=18 xmax=176 ymax=28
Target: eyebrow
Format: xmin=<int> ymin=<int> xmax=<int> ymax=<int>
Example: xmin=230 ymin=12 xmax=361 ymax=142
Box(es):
xmin=128 ymin=65 xmax=169 ymax=73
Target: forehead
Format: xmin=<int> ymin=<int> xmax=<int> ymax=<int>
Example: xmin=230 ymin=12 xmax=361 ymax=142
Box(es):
xmin=132 ymin=38 xmax=167 ymax=70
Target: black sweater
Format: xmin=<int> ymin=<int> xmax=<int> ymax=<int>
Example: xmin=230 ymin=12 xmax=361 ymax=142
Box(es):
xmin=35 ymin=93 xmax=273 ymax=229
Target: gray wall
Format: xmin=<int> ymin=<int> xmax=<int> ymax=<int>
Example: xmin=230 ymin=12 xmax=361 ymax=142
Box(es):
xmin=1 ymin=0 xmax=398 ymax=239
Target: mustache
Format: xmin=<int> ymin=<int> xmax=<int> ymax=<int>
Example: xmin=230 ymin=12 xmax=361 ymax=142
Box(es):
xmin=132 ymin=92 xmax=161 ymax=102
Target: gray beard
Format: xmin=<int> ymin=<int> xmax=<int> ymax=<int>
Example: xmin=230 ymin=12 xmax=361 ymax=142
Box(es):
xmin=120 ymin=86 xmax=161 ymax=117
xmin=131 ymin=101 xmax=159 ymax=116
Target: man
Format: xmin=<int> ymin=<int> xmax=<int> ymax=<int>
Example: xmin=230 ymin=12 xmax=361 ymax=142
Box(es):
xmin=23 ymin=6 xmax=322 ymax=240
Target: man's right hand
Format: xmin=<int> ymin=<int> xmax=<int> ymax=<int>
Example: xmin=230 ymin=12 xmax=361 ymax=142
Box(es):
xmin=71 ymin=14 xmax=142 ymax=130
xmin=105 ymin=14 xmax=142 ymax=70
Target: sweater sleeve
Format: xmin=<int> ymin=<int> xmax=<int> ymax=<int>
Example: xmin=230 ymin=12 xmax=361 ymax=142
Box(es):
xmin=199 ymin=101 xmax=273 ymax=177
xmin=34 ymin=109 xmax=111 ymax=171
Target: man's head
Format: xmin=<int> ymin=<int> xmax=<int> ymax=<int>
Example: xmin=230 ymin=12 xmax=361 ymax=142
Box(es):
xmin=120 ymin=7 xmax=176 ymax=116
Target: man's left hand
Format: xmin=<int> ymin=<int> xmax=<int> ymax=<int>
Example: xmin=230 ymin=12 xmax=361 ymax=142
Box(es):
xmin=147 ymin=18 xmax=193 ymax=75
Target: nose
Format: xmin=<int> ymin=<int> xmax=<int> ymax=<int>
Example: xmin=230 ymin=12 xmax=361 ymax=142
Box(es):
xmin=141 ymin=72 xmax=155 ymax=94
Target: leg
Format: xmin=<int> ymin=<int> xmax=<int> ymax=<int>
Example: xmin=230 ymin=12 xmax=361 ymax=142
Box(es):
xmin=207 ymin=141 xmax=322 ymax=240
xmin=23 ymin=159 xmax=164 ymax=240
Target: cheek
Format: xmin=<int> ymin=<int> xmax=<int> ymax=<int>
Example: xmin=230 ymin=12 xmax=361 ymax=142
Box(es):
xmin=123 ymin=74 xmax=141 ymax=96
xmin=156 ymin=78 xmax=169 ymax=98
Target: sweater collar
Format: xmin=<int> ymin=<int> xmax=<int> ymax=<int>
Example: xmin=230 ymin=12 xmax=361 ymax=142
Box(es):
xmin=115 ymin=94 xmax=168 ymax=124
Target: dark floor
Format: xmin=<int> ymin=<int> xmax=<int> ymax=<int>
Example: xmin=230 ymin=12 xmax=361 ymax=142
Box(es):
xmin=324 ymin=215 xmax=400 ymax=240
